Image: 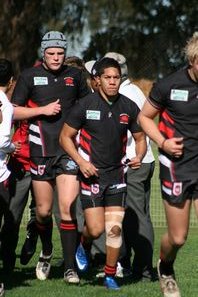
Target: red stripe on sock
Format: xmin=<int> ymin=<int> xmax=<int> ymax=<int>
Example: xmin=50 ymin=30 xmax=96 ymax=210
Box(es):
xmin=60 ymin=222 xmax=77 ymax=230
xmin=104 ymin=264 xmax=116 ymax=276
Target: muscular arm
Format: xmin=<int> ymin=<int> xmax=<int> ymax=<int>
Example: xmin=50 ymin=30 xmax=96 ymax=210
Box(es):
xmin=127 ymin=131 xmax=146 ymax=169
xmin=13 ymin=99 xmax=61 ymax=120
xmin=138 ymin=100 xmax=183 ymax=157
xmin=138 ymin=100 xmax=165 ymax=148
xmin=59 ymin=123 xmax=98 ymax=178
xmin=59 ymin=123 xmax=84 ymax=166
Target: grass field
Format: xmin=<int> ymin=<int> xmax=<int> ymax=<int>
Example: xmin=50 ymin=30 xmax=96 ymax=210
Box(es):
xmin=1 ymin=226 xmax=197 ymax=297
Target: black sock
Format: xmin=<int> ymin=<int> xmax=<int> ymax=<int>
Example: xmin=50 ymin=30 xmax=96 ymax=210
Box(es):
xmin=160 ymin=259 xmax=174 ymax=276
xmin=60 ymin=219 xmax=78 ymax=271
xmin=36 ymin=218 xmax=53 ymax=255
xmin=81 ymin=235 xmax=92 ymax=255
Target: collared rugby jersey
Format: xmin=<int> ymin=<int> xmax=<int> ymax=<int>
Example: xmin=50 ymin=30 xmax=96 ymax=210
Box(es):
xmin=65 ymin=92 xmax=141 ymax=183
xmin=149 ymin=67 xmax=198 ymax=181
xmin=12 ymin=64 xmax=89 ymax=157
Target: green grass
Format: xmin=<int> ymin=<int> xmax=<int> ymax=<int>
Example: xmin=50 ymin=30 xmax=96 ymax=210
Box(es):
xmin=1 ymin=227 xmax=197 ymax=297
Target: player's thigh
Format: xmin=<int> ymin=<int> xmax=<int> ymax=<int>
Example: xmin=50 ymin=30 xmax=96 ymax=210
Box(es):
xmin=32 ymin=179 xmax=54 ymax=212
xmin=56 ymin=174 xmax=79 ymax=211
xmin=163 ymin=199 xmax=191 ymax=240
xmin=84 ymin=207 xmax=105 ymax=237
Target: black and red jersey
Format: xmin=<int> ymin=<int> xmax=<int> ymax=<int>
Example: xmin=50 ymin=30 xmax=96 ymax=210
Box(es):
xmin=65 ymin=92 xmax=141 ymax=183
xmin=11 ymin=64 xmax=90 ymax=157
xmin=149 ymin=67 xmax=198 ymax=181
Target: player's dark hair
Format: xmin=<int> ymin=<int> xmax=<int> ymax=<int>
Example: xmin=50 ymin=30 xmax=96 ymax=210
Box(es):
xmin=96 ymin=57 xmax=121 ymax=77
xmin=0 ymin=59 xmax=13 ymax=86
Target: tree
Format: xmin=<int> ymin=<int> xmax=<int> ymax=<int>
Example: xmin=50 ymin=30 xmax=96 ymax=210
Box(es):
xmin=83 ymin=0 xmax=198 ymax=79
xmin=0 ymin=0 xmax=71 ymax=76
xmin=0 ymin=1 xmax=42 ymax=76
xmin=0 ymin=0 xmax=197 ymax=78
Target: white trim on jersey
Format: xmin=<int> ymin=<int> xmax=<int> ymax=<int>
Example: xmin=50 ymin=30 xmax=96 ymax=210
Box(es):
xmin=78 ymin=147 xmax=90 ymax=161
xmin=29 ymin=134 xmax=42 ymax=145
xmin=29 ymin=124 xmax=40 ymax=133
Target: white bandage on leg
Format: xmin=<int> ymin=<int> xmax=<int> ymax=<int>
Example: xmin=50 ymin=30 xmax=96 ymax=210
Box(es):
xmin=105 ymin=211 xmax=125 ymax=248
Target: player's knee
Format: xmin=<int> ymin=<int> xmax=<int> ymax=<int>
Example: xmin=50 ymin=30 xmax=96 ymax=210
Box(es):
xmin=111 ymin=225 xmax=122 ymax=236
xmin=37 ymin=204 xmax=52 ymax=218
xmin=37 ymin=212 xmax=52 ymax=224
xmin=171 ymin=234 xmax=187 ymax=248
xmin=105 ymin=210 xmax=124 ymax=248
xmin=105 ymin=222 xmax=122 ymax=248
xmin=87 ymin=225 xmax=104 ymax=239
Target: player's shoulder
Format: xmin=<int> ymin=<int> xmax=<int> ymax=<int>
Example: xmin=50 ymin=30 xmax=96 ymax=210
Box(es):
xmin=157 ymin=68 xmax=186 ymax=87
xmin=20 ymin=64 xmax=44 ymax=78
xmin=63 ymin=64 xmax=85 ymax=77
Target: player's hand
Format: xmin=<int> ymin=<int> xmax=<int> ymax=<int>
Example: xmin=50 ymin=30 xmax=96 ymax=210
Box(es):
xmin=161 ymin=137 xmax=184 ymax=158
xmin=41 ymin=99 xmax=61 ymax=116
xmin=13 ymin=141 xmax=21 ymax=154
xmin=127 ymin=156 xmax=142 ymax=169
xmin=79 ymin=160 xmax=99 ymax=178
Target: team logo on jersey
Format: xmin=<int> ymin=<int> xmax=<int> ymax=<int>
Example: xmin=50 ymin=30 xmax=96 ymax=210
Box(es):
xmin=34 ymin=77 xmax=48 ymax=85
xmin=170 ymin=89 xmax=189 ymax=101
xmin=38 ymin=165 xmax=46 ymax=175
xmin=119 ymin=113 xmax=129 ymax=124
xmin=64 ymin=76 xmax=74 ymax=86
xmin=173 ymin=182 xmax=182 ymax=196
xmin=86 ymin=110 xmax=101 ymax=120
xmin=91 ymin=183 xmax=99 ymax=194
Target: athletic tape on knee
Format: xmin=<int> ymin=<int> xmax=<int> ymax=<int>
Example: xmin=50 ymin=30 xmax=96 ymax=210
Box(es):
xmin=105 ymin=211 xmax=125 ymax=248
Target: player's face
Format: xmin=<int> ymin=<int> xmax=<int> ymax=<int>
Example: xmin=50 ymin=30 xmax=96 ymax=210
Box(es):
xmin=189 ymin=57 xmax=198 ymax=82
xmin=97 ymin=67 xmax=121 ymax=100
xmin=43 ymin=48 xmax=65 ymax=71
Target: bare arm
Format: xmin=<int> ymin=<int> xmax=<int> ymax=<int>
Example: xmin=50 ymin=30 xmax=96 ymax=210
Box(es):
xmin=59 ymin=123 xmax=98 ymax=178
xmin=13 ymin=99 xmax=61 ymax=120
xmin=138 ymin=100 xmax=183 ymax=157
xmin=127 ymin=131 xmax=147 ymax=169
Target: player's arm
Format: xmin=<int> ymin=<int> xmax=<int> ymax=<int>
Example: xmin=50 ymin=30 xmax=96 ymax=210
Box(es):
xmin=138 ymin=100 xmax=164 ymax=147
xmin=138 ymin=100 xmax=183 ymax=157
xmin=127 ymin=131 xmax=146 ymax=169
xmin=13 ymin=99 xmax=61 ymax=120
xmin=59 ymin=123 xmax=98 ymax=178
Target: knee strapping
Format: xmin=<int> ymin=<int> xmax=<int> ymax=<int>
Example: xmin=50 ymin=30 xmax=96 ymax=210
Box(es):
xmin=105 ymin=211 xmax=124 ymax=248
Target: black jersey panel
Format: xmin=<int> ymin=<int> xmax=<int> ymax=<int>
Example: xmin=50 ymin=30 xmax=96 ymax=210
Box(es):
xmin=11 ymin=64 xmax=90 ymax=157
xmin=66 ymin=92 xmax=141 ymax=172
xmin=149 ymin=67 xmax=198 ymax=181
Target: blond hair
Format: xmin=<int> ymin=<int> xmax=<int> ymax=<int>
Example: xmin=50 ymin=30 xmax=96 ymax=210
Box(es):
xmin=184 ymin=32 xmax=198 ymax=63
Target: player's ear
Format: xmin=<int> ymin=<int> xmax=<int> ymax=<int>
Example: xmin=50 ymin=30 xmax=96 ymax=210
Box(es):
xmin=95 ymin=76 xmax=101 ymax=86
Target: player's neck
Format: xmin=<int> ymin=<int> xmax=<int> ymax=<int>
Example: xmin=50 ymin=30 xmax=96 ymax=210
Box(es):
xmin=99 ymin=89 xmax=118 ymax=105
xmin=188 ymin=67 xmax=198 ymax=83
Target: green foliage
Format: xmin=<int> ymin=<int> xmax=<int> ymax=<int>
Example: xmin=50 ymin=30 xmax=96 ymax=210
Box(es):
xmin=0 ymin=0 xmax=197 ymax=78
xmin=83 ymin=0 xmax=197 ymax=79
